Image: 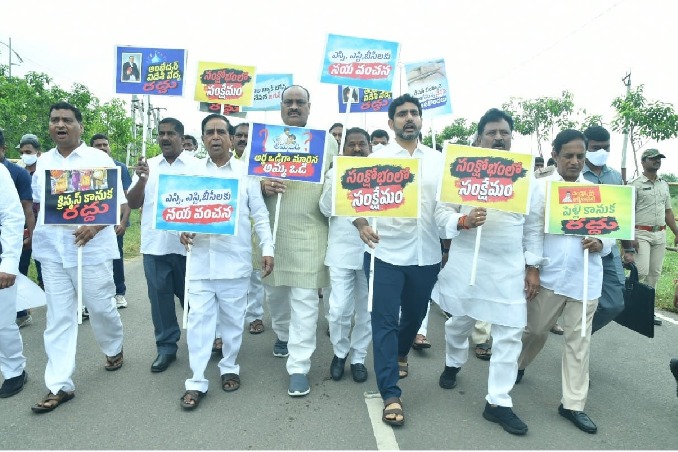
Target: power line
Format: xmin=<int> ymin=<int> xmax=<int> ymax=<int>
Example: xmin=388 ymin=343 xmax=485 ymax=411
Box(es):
xmin=483 ymin=0 xmax=627 ymax=86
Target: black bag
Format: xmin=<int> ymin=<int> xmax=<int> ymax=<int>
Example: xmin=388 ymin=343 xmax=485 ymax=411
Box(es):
xmin=614 ymin=263 xmax=655 ymax=338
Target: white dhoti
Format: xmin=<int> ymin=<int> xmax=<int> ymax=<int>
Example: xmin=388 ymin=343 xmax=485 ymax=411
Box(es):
xmin=437 ymin=210 xmax=527 ymax=408
xmin=185 ymin=277 xmax=249 ymax=393
xmin=0 ymin=284 xmax=25 ymax=380
xmin=445 ymin=315 xmax=523 ymax=407
xmin=41 ymin=260 xmax=123 ymax=394
xmin=328 ymin=267 xmax=371 ymax=364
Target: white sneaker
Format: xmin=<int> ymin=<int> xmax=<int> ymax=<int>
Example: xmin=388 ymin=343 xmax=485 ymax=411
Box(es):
xmin=16 ymin=314 xmax=32 ymax=328
xmin=115 ymin=294 xmax=128 ymax=309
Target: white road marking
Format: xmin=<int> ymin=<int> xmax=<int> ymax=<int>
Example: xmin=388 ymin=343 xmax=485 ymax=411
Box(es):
xmin=364 ymin=391 xmax=400 ymax=450
xmin=655 ymin=312 xmax=678 ymax=326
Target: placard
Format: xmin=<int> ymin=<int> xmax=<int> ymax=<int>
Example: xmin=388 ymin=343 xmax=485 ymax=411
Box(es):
xmin=331 ymin=156 xmax=420 ymax=218
xmin=438 ymin=144 xmax=533 ymax=214
xmin=153 ymin=174 xmax=240 ymax=235
xmin=320 ymin=34 xmax=400 ymax=91
xmin=115 ymin=46 xmax=186 ymax=96
xmin=545 ymin=182 xmax=635 ymax=239
xmin=43 ymin=168 xmax=120 ymax=225
xmin=246 ymin=123 xmax=326 ymax=183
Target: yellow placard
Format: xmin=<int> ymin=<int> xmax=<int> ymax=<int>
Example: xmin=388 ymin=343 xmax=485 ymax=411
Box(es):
xmin=194 ymin=61 xmax=256 ymax=106
xmin=438 ymin=144 xmax=533 ymax=214
xmin=331 ymin=156 xmax=420 ymax=218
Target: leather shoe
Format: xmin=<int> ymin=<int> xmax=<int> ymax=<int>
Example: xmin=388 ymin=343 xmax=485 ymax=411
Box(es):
xmin=0 ymin=370 xmax=27 ymax=398
xmin=330 ymin=355 xmax=347 ymax=381
xmin=515 ymin=369 xmax=525 ymax=384
xmin=351 ymin=363 xmax=368 ymax=382
xmin=558 ymin=404 xmax=597 ymax=434
xmin=151 ymin=353 xmax=176 ymax=373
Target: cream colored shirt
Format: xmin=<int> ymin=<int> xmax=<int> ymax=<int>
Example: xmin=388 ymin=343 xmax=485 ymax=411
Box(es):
xmin=629 ymin=174 xmax=671 ymax=226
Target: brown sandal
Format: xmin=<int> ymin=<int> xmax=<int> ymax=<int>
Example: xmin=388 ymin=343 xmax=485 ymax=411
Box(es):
xmin=398 ymin=357 xmax=408 ymax=379
xmin=180 ymin=390 xmax=205 ymax=410
xmin=31 ymin=390 xmax=75 ymax=413
xmin=412 ymin=334 xmax=431 ymax=350
xmin=105 ymin=350 xmax=124 ymax=371
xmin=249 ymin=319 xmax=264 ymax=334
xmin=382 ymin=397 xmax=404 ymax=426
xmin=221 ymin=373 xmax=240 ymax=392
xmin=211 ymin=338 xmax=223 ymax=353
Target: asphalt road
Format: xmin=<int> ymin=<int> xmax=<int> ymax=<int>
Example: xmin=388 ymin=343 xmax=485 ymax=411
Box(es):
xmin=1 ymin=256 xmax=678 ymax=450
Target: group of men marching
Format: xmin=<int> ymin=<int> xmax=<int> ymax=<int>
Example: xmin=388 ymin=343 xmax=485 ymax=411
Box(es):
xmin=1 ymin=87 xmax=677 ymax=438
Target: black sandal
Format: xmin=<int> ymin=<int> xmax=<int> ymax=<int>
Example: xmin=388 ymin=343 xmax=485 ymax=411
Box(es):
xmin=180 ymin=390 xmax=206 ymax=410
xmin=221 ymin=373 xmax=241 ymax=392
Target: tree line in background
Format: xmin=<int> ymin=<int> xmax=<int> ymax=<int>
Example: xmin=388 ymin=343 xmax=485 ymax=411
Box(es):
xmin=422 ymin=88 xmax=678 ymax=180
xmin=0 ymin=65 xmax=147 ymax=164
xmin=1 ymin=65 xmax=677 ymax=178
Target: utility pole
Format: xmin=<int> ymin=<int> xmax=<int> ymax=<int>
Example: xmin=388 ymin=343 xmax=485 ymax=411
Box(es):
xmin=620 ymin=71 xmax=631 ymax=184
xmin=0 ymin=37 xmax=24 ymax=77
xmin=128 ymin=95 xmax=142 ymax=166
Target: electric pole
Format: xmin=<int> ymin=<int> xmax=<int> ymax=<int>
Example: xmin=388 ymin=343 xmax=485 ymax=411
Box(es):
xmin=0 ymin=37 xmax=24 ymax=77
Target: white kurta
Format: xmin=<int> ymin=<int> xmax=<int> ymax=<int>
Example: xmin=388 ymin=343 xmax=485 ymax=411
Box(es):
xmin=435 ymin=208 xmax=527 ymax=328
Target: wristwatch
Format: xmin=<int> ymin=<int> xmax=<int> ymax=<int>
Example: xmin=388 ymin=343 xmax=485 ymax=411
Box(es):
xmin=526 ymin=264 xmax=540 ymax=270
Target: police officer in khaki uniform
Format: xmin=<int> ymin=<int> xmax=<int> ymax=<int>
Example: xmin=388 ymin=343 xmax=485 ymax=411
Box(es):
xmin=629 ymin=148 xmax=678 ymax=325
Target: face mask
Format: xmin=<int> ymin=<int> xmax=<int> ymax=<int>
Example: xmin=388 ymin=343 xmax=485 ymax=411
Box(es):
xmin=586 ymin=149 xmax=609 ymax=167
xmin=21 ymin=154 xmax=38 ymax=166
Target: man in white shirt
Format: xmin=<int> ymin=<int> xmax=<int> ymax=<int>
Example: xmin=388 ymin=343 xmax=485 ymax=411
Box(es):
xmin=127 ymin=118 xmax=201 ymax=373
xmin=0 ymin=164 xmax=28 ymax=398
xmin=353 ymin=94 xmax=443 ymax=426
xmin=178 ymin=114 xmax=274 ymax=410
xmin=435 ymin=108 xmax=535 ymax=435
xmin=319 ymin=127 xmax=372 ymax=383
xmin=519 ymin=129 xmax=614 ymax=434
xmin=31 ymin=102 xmax=125 ymax=413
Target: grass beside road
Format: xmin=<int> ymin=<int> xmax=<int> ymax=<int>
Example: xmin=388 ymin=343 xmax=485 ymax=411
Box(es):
xmin=656 ymin=185 xmax=678 ymax=312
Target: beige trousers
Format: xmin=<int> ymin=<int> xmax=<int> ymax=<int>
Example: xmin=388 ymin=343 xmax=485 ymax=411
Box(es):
xmin=518 ymin=287 xmax=598 ymax=411
xmin=635 ymin=229 xmax=666 ymax=289
xmin=472 ymin=320 xmax=492 ymax=346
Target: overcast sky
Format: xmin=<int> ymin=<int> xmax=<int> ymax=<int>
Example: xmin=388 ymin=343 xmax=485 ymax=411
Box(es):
xmin=2 ymin=0 xmax=677 ymax=176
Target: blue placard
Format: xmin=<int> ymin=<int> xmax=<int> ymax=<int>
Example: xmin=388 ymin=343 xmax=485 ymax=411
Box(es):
xmin=247 ymin=123 xmax=326 ymax=183
xmin=404 ymin=58 xmax=453 ymax=117
xmin=115 ymin=46 xmax=186 ymax=96
xmin=153 ymin=174 xmax=240 ymax=235
xmin=242 ymin=74 xmax=293 ymax=112
xmin=337 ymin=85 xmax=393 ymax=113
xmin=320 ymin=34 xmax=400 ymax=92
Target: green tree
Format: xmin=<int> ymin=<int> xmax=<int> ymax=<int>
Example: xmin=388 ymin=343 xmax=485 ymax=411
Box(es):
xmin=611 ymin=84 xmax=678 ymax=177
xmin=662 ymin=172 xmax=678 ymax=182
xmin=0 ymin=65 xmax=135 ymax=163
xmin=423 ymin=117 xmax=477 ymax=148
xmin=502 ymin=91 xmax=576 ymax=155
